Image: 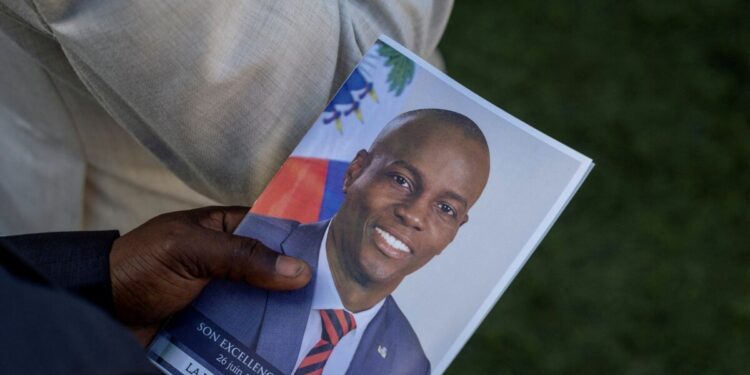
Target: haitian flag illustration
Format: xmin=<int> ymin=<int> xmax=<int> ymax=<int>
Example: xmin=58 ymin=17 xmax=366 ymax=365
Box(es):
xmin=251 ymin=41 xmax=416 ymax=224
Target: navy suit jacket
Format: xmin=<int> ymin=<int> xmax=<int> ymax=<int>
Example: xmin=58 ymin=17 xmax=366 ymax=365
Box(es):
xmin=190 ymin=214 xmax=430 ymax=375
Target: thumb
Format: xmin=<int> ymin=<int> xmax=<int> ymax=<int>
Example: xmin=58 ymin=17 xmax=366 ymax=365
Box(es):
xmin=198 ymin=230 xmax=312 ymax=291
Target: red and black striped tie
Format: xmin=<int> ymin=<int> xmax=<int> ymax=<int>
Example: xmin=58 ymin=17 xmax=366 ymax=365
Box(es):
xmin=295 ymin=309 xmax=357 ymax=375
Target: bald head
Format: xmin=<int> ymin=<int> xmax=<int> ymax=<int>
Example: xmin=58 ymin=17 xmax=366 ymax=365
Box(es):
xmin=370 ymin=109 xmax=489 ymax=160
xmin=367 ymin=109 xmax=491 ymax=207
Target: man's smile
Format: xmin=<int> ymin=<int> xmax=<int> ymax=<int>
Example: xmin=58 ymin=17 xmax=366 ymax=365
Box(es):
xmin=373 ymin=226 xmax=412 ymax=259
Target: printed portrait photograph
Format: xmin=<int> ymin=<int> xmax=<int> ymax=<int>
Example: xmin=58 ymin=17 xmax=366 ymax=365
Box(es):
xmin=148 ymin=37 xmax=592 ymax=375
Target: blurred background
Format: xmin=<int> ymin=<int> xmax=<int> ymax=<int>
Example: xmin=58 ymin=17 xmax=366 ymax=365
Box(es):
xmin=440 ymin=1 xmax=749 ymax=374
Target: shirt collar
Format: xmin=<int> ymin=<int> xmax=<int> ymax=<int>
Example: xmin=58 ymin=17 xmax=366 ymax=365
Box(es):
xmin=312 ymin=221 xmax=384 ymax=328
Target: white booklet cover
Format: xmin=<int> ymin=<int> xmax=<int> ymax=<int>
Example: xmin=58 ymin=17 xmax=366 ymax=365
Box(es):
xmin=147 ymin=35 xmax=593 ymax=375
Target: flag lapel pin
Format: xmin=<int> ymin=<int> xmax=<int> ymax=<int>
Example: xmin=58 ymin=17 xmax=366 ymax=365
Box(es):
xmin=377 ymin=345 xmax=388 ymax=359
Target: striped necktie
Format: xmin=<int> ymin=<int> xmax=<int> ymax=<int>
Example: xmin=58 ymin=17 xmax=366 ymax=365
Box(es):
xmin=295 ymin=309 xmax=357 ymax=375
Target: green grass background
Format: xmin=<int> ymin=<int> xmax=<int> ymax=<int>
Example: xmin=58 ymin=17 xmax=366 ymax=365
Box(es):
xmin=439 ymin=1 xmax=749 ymax=373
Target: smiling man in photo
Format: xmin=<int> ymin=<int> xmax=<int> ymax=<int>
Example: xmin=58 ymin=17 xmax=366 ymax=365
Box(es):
xmin=162 ymin=108 xmax=490 ymax=375
xmin=329 ymin=108 xmax=490 ymax=316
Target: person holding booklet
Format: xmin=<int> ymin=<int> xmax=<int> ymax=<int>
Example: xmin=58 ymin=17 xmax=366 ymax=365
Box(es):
xmin=0 ymin=27 xmax=593 ymax=372
xmin=0 ymin=0 xmax=598 ymax=371
xmin=169 ymin=108 xmax=491 ymax=375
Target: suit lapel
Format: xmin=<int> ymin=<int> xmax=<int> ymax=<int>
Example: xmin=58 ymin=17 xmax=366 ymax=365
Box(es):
xmin=255 ymin=220 xmax=328 ymax=375
xmin=347 ymin=296 xmax=396 ymax=374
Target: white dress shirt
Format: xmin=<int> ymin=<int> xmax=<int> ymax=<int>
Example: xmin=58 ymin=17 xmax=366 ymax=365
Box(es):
xmin=293 ymin=223 xmax=384 ymax=374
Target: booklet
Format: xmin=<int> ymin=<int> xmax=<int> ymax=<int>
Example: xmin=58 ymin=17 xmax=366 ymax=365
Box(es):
xmin=147 ymin=35 xmax=593 ymax=375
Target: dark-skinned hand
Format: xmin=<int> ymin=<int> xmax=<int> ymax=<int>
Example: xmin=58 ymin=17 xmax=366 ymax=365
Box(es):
xmin=109 ymin=206 xmax=312 ymax=345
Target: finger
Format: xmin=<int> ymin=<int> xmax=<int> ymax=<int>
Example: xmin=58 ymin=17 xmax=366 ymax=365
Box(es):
xmin=198 ymin=230 xmax=312 ymax=291
xmin=192 ymin=206 xmax=250 ymax=233
xmin=220 ymin=206 xmax=252 ymax=233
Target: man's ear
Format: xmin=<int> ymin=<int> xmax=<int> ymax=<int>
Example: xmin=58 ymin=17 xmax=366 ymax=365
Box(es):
xmin=459 ymin=214 xmax=469 ymax=227
xmin=343 ymin=150 xmax=369 ymax=193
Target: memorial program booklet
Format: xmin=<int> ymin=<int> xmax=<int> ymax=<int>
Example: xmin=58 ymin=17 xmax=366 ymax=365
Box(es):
xmin=147 ymin=36 xmax=593 ymax=375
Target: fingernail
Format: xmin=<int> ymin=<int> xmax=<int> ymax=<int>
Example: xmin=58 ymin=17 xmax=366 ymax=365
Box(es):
xmin=275 ymin=256 xmax=303 ymax=277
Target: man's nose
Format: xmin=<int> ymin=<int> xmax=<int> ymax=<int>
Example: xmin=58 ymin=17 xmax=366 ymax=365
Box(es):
xmin=394 ymin=199 xmax=427 ymax=231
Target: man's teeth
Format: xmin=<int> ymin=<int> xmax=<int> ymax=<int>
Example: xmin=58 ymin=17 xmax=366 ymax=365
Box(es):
xmin=375 ymin=227 xmax=411 ymax=253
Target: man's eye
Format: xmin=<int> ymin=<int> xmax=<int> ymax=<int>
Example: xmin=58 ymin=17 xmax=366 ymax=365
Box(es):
xmin=437 ymin=203 xmax=456 ymax=217
xmin=392 ymin=175 xmax=410 ymax=189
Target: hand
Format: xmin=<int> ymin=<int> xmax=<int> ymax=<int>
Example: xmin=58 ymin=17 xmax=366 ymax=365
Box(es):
xmin=109 ymin=206 xmax=312 ymax=345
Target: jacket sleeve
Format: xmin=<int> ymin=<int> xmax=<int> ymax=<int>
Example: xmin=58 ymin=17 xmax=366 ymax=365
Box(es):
xmin=2 ymin=0 xmax=453 ymax=204
xmin=0 ymin=230 xmax=119 ymax=313
xmin=0 ymin=232 xmax=159 ymax=373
